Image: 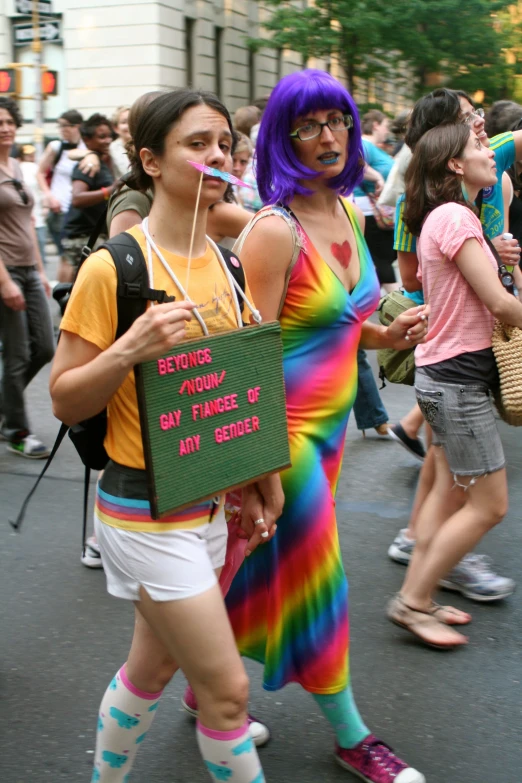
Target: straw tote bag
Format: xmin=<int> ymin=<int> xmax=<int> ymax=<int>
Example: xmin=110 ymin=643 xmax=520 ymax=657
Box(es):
xmin=485 ymin=236 xmax=522 ymax=426
xmin=492 ymin=320 xmax=522 ymax=426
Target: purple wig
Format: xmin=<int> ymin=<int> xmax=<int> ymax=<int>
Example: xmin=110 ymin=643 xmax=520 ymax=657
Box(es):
xmin=255 ymin=69 xmax=364 ymax=205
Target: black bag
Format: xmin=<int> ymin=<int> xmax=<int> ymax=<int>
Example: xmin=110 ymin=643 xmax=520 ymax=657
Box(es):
xmin=11 ymin=232 xmax=246 ymax=551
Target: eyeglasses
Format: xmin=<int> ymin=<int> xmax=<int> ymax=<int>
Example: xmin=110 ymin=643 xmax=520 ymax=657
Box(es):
xmin=289 ymin=114 xmax=354 ymax=142
xmin=462 ymin=108 xmax=485 ymax=126
xmin=9 ymin=178 xmax=28 ymax=205
xmin=58 ymin=123 xmax=76 ymax=129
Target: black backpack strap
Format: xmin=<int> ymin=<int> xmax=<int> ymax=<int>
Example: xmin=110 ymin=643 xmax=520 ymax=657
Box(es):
xmin=82 ymin=466 xmax=91 ymax=556
xmin=218 ymin=245 xmax=246 ymax=295
xmin=52 ymin=140 xmax=66 ymax=170
xmin=9 ymin=423 xmax=69 ymax=531
xmin=99 ymin=233 xmax=175 ymax=339
xmin=218 ymin=245 xmax=247 ymax=321
xmin=80 ymin=205 xmax=109 ymax=265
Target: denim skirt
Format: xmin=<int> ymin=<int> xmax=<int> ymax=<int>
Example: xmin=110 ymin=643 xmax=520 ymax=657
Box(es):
xmin=415 ymin=369 xmax=505 ymax=476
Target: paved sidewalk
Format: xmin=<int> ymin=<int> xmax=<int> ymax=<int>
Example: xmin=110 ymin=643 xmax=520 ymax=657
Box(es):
xmin=0 ymin=281 xmax=520 ymax=782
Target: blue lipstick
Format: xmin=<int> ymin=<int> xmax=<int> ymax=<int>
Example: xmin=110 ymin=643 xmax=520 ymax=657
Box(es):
xmin=319 ymin=154 xmax=340 ymax=165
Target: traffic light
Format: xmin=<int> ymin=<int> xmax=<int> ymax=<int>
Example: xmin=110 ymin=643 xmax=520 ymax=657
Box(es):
xmin=0 ymin=68 xmax=22 ymax=96
xmin=41 ymin=69 xmax=58 ymax=97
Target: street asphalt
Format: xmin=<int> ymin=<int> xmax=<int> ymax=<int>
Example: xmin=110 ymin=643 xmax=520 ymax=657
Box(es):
xmin=0 ymin=258 xmax=521 ymax=783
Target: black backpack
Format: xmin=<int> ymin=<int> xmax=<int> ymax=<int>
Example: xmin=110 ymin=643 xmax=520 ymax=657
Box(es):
xmin=10 ymin=232 xmax=246 ymax=551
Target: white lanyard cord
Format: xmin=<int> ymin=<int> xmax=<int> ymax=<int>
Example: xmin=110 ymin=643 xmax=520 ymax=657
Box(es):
xmin=206 ymin=235 xmax=262 ymax=326
xmin=141 ymin=217 xmax=208 ymax=335
xmin=140 ymin=218 xmax=262 ymax=337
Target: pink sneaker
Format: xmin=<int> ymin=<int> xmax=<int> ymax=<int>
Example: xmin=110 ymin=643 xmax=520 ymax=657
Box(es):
xmin=335 ymin=735 xmax=425 ymax=783
xmin=181 ymin=684 xmax=270 ymax=747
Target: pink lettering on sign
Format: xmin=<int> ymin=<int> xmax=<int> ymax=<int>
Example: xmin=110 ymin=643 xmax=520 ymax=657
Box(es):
xmin=214 ymin=416 xmax=260 ymax=444
xmin=179 ymin=371 xmax=226 ymax=396
xmin=157 ymin=348 xmax=212 ymax=375
xmin=192 ymin=394 xmax=238 ymax=421
xmin=247 ymin=386 xmax=261 ymax=404
xmin=159 ymin=410 xmax=181 ymax=431
xmin=179 ymin=434 xmax=201 ymax=456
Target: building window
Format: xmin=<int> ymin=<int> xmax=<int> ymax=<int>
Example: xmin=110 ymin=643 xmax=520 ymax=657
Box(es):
xmin=215 ymin=26 xmax=223 ymax=99
xmin=248 ymin=48 xmax=255 ymax=103
xmin=185 ymin=17 xmax=194 ymax=88
xmin=277 ymin=48 xmax=283 ymax=81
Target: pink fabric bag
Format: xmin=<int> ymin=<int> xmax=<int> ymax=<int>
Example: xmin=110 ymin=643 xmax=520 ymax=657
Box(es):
xmin=219 ymin=492 xmax=248 ymax=595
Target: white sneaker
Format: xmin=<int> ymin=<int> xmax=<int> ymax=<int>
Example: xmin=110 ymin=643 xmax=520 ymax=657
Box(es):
xmin=439 ymin=554 xmax=515 ymax=602
xmin=182 ymin=687 xmax=270 ymax=747
xmin=247 ymin=716 xmax=270 ymax=747
xmin=6 ymin=434 xmax=50 ymax=459
xmin=81 ymin=536 xmax=104 ymax=569
xmin=388 ymin=529 xmax=415 ymax=565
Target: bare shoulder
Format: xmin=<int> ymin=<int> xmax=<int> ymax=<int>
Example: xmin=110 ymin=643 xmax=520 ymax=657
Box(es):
xmin=243 ymin=213 xmax=295 ymax=261
xmin=239 ymin=212 xmax=296 ymax=319
xmin=239 ymin=214 xmax=296 ymax=281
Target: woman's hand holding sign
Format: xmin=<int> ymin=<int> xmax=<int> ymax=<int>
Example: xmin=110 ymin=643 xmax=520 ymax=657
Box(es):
xmin=120 ymin=300 xmax=196 ymax=367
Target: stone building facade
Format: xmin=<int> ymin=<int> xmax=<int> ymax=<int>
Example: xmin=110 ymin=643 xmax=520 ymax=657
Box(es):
xmin=0 ymin=0 xmax=410 ymax=141
xmin=0 ymin=0 xmax=304 ymax=138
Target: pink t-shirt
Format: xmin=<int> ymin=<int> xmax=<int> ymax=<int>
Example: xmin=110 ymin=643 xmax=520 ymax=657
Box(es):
xmin=415 ymin=203 xmax=497 ymax=367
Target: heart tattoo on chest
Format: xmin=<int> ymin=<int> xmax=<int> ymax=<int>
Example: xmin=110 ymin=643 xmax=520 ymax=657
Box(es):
xmin=331 ymin=241 xmax=352 ymax=269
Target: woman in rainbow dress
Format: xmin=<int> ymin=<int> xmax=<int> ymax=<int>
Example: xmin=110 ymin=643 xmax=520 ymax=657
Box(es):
xmin=223 ymin=70 xmax=429 ymax=783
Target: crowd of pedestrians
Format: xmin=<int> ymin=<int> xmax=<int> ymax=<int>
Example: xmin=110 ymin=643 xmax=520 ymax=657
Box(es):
xmin=1 ymin=71 xmax=521 ymax=783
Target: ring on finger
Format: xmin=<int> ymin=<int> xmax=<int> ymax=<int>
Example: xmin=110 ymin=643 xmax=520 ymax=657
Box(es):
xmin=253 ymin=518 xmax=265 ymax=526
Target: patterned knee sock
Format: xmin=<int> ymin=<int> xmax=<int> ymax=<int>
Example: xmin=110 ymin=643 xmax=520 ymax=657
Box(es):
xmin=91 ymin=664 xmax=163 ymax=782
xmin=196 ymin=720 xmax=265 ymax=783
xmin=312 ymin=685 xmax=370 ymax=749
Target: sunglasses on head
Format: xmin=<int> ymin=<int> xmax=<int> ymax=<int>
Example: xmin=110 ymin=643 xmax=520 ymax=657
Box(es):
xmin=9 ymin=178 xmax=29 ymax=205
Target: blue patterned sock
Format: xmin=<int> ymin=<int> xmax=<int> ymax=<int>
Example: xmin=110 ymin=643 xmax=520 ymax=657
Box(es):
xmin=91 ymin=664 xmax=163 ymax=782
xmin=196 ymin=720 xmax=265 ymax=782
xmin=312 ymin=685 xmax=370 ymax=749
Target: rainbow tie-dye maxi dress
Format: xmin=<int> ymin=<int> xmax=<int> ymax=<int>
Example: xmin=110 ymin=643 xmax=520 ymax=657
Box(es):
xmin=225 ymin=200 xmax=381 ymax=695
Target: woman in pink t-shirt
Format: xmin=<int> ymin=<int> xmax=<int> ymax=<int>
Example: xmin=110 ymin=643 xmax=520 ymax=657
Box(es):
xmin=388 ymin=123 xmax=522 ymax=649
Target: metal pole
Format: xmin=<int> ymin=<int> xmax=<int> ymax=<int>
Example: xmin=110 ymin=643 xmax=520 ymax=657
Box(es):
xmin=32 ymin=0 xmax=44 ymax=159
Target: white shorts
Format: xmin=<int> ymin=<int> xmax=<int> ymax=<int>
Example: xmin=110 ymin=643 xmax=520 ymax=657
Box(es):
xmin=94 ymin=509 xmax=228 ymax=602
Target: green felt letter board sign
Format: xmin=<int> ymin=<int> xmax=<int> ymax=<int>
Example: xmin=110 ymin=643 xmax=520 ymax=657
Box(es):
xmin=135 ymin=322 xmax=290 ymax=518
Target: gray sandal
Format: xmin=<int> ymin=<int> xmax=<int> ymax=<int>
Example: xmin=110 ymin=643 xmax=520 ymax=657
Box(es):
xmin=428 ymin=601 xmax=471 ymax=626
xmin=387 ymin=594 xmax=467 ymax=650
